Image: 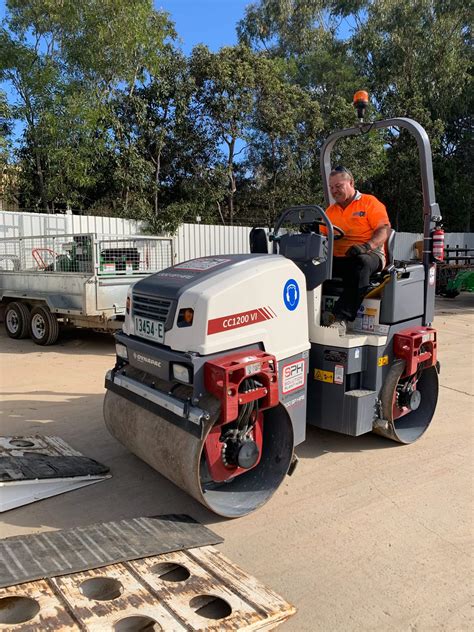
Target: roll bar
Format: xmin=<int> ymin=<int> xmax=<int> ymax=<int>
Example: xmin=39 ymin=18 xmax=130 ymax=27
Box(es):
xmin=320 ymin=117 xmax=441 ymax=325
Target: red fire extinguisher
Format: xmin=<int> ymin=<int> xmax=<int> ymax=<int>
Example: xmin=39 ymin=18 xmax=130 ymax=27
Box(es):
xmin=432 ymin=224 xmax=445 ymax=262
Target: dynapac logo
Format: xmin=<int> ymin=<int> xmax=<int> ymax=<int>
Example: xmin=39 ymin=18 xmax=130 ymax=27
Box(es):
xmin=207 ymin=307 xmax=275 ymax=335
xmin=132 ymin=352 xmax=162 ymax=368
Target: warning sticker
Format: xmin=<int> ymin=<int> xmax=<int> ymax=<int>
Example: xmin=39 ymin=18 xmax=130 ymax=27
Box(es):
xmin=365 ymin=308 xmax=377 ymax=316
xmin=314 ymin=369 xmax=334 ymax=383
xmin=175 ymin=257 xmax=231 ymax=271
xmin=282 ymin=360 xmax=306 ymax=394
xmin=429 ymin=265 xmax=436 ymax=286
xmin=334 ymin=365 xmax=344 ymax=385
xmin=245 ymin=362 xmax=262 ymax=376
xmin=378 ymin=355 xmax=389 ymax=367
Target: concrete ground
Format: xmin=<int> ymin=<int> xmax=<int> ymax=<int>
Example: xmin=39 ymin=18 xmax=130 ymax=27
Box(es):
xmin=1 ymin=295 xmax=473 ymax=631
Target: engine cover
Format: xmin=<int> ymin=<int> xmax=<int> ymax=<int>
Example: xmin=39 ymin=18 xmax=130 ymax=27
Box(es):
xmin=126 ymin=254 xmax=310 ymax=361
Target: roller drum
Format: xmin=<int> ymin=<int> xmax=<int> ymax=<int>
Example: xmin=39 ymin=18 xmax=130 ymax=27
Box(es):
xmin=374 ymin=361 xmax=439 ymax=444
xmin=104 ymin=390 xmax=294 ymax=518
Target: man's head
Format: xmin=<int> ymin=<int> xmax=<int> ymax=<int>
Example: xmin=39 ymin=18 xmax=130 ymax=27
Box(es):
xmin=329 ymin=166 xmax=356 ymax=207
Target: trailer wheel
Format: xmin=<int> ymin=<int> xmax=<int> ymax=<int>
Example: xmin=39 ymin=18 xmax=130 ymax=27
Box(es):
xmin=30 ymin=306 xmax=59 ymax=345
xmin=5 ymin=302 xmax=30 ymax=339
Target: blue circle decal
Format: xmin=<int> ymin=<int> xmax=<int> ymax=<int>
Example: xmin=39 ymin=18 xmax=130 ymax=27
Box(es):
xmin=283 ymin=279 xmax=300 ymax=311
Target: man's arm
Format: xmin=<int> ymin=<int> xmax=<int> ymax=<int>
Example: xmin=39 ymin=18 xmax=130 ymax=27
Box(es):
xmin=367 ymin=223 xmax=391 ymax=251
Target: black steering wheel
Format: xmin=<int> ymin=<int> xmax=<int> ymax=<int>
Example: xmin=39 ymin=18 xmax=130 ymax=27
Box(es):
xmin=270 ymin=204 xmax=340 ymax=289
xmin=272 ymin=205 xmax=345 ymax=242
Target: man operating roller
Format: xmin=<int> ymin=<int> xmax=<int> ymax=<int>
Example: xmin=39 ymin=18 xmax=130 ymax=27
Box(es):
xmin=324 ymin=166 xmax=391 ymax=333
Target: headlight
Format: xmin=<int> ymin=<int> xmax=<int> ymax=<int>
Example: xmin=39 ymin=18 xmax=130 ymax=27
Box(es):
xmin=177 ymin=308 xmax=194 ymax=327
xmin=172 ymin=363 xmax=191 ymax=384
xmin=123 ymin=287 xmax=134 ymax=335
xmin=116 ymin=343 xmax=128 ymax=360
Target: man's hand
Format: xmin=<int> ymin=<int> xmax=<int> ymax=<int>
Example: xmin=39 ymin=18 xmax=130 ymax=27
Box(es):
xmin=346 ymin=242 xmax=372 ymax=257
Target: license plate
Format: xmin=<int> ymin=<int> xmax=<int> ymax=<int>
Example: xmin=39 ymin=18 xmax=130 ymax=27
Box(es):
xmin=134 ymin=316 xmax=164 ymax=342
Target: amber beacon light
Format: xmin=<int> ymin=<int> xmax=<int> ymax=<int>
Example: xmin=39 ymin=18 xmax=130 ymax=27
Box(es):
xmin=353 ymin=90 xmax=369 ymax=121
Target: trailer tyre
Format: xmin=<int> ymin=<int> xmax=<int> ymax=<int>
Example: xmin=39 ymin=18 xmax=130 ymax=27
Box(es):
xmin=30 ymin=306 xmax=59 ymax=345
xmin=5 ymin=302 xmax=30 ymax=339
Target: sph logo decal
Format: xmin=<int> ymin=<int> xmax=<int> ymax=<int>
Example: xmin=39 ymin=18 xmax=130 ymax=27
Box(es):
xmin=283 ymin=279 xmax=300 ymax=311
xmin=282 ymin=359 xmax=306 ymax=394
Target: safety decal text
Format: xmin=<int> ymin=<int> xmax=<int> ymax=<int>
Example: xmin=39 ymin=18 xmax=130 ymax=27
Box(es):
xmin=207 ymin=306 xmax=275 ymax=335
xmin=282 ymin=359 xmax=306 ymax=394
xmin=314 ymin=369 xmax=334 ymax=383
xmin=378 ymin=355 xmax=389 ymax=367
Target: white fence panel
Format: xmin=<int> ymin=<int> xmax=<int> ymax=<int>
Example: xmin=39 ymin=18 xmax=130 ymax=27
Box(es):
xmin=70 ymin=215 xmax=141 ymax=236
xmin=0 ymin=211 xmax=141 ymax=239
xmin=0 ymin=211 xmax=67 ymax=237
xmin=394 ymin=232 xmax=474 ymax=261
xmin=2 ymin=211 xmax=473 ymax=265
xmin=444 ymin=233 xmax=474 ymax=248
xmin=173 ymin=223 xmax=251 ymax=263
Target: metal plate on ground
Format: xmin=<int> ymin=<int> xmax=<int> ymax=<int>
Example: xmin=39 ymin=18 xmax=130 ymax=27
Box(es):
xmin=0 ymin=436 xmax=111 ymax=512
xmin=0 ymin=516 xmax=223 ymax=589
xmin=0 ymin=546 xmax=295 ymax=630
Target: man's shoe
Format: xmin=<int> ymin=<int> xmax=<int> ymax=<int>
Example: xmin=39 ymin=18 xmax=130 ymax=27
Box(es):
xmin=322 ymin=311 xmax=336 ymax=326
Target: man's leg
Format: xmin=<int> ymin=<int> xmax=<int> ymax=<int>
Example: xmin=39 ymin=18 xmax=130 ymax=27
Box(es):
xmin=333 ymin=253 xmax=381 ymax=321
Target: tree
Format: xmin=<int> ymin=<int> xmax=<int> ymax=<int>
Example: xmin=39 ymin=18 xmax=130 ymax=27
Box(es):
xmin=351 ymin=0 xmax=473 ymax=230
xmin=243 ymin=56 xmax=323 ymax=224
xmin=190 ymin=44 xmax=264 ymax=224
xmin=0 ymin=91 xmax=11 ymax=172
xmin=1 ymin=0 xmax=174 ymax=212
xmin=237 ymin=0 xmax=388 ymax=214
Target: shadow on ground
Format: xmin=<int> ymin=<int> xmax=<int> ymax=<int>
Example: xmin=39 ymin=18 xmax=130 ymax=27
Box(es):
xmin=0 ymin=327 xmax=115 ymax=356
xmin=1 ymin=384 xmax=399 ymax=534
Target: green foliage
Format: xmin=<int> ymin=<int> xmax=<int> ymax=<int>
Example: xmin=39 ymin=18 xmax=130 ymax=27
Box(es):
xmin=351 ymin=0 xmax=473 ymax=230
xmin=1 ymin=0 xmax=471 ymax=233
xmin=0 ymin=92 xmax=11 ymax=170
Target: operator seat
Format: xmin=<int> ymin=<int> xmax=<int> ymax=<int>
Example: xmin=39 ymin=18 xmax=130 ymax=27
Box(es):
xmin=384 ymin=228 xmax=396 ymax=267
xmin=249 ymin=228 xmax=269 ymax=254
xmin=370 ymin=228 xmax=396 ymax=279
xmin=322 ymin=229 xmax=396 ymax=297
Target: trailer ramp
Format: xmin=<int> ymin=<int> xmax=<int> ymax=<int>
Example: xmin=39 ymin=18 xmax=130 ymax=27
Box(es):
xmin=0 ymin=436 xmax=110 ymax=512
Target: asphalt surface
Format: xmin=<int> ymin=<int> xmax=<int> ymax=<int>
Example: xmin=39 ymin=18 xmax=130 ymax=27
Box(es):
xmin=1 ymin=294 xmax=473 ymax=631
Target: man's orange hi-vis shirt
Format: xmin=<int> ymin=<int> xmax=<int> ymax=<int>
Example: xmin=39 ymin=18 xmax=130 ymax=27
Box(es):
xmin=325 ymin=191 xmax=390 ymax=259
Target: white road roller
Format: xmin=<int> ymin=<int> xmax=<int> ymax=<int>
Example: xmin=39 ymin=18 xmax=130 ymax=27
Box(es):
xmin=104 ymin=103 xmax=441 ymax=517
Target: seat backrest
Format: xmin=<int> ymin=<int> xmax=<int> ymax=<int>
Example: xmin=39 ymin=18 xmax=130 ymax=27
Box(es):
xmin=386 ymin=229 xmax=396 ymax=266
xmin=249 ymin=228 xmax=269 ymax=253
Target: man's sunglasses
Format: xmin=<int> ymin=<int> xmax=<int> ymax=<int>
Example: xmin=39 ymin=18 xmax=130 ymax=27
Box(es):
xmin=331 ymin=165 xmax=353 ymax=178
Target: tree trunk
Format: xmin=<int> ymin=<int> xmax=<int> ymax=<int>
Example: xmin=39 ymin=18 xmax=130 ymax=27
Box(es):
xmin=154 ymin=144 xmax=163 ymax=217
xmin=226 ymin=137 xmax=236 ymax=225
xmin=34 ymin=147 xmax=49 ymax=212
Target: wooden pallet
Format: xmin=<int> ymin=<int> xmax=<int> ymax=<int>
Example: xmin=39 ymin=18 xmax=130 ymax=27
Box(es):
xmin=0 ymin=546 xmax=295 ymax=630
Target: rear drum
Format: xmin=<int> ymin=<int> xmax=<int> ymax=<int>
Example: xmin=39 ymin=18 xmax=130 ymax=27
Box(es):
xmin=375 ymin=360 xmax=439 ymax=444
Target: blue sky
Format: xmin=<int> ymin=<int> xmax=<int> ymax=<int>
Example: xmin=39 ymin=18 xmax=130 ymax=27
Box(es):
xmin=1 ymin=0 xmax=251 ymax=141
xmin=157 ymin=0 xmax=250 ymax=52
xmin=0 ymin=0 xmax=250 ymax=51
